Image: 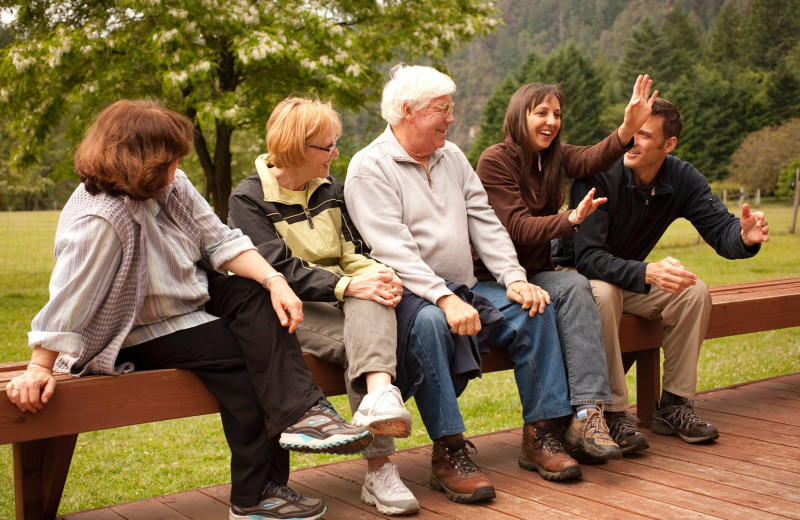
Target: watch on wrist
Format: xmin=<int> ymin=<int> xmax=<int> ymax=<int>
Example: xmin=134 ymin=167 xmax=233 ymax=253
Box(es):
xmin=261 ymin=271 xmax=285 ymax=289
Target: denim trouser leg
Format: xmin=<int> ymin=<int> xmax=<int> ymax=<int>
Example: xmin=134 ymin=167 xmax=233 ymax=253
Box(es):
xmin=472 ymin=282 xmax=572 ymax=424
xmin=408 ymin=305 xmax=466 ymax=440
xmin=533 ymin=270 xmax=611 ymax=405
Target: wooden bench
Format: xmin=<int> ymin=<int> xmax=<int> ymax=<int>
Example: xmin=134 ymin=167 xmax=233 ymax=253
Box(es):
xmin=2 ymin=277 xmax=800 ymax=520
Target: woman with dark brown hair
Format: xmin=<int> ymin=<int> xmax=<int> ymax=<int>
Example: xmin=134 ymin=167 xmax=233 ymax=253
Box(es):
xmin=4 ymin=100 xmax=371 ymax=520
xmin=475 ymin=76 xmax=658 ymax=460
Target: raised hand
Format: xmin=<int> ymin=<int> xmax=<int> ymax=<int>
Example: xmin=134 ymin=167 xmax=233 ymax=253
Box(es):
xmin=618 ymin=74 xmax=659 ymax=144
xmin=740 ymin=203 xmax=769 ymax=246
xmin=568 ymin=187 xmax=608 ymax=225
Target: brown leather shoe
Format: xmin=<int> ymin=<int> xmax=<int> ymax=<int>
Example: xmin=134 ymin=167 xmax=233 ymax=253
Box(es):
xmin=519 ymin=421 xmax=582 ymax=481
xmin=430 ymin=433 xmax=496 ymax=503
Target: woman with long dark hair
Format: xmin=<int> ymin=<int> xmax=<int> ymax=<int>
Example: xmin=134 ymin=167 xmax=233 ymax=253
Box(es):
xmin=475 ymin=76 xmax=658 ymax=457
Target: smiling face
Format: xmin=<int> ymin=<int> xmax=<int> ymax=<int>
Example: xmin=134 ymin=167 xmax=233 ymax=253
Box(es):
xmin=526 ymin=95 xmax=561 ymax=153
xmin=406 ymin=94 xmax=455 ymax=156
xmin=305 ymin=132 xmax=339 ymax=180
xmin=624 ymin=114 xmax=676 ymax=185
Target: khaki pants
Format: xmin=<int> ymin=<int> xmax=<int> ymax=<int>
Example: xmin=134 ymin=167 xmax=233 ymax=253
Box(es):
xmin=589 ymin=277 xmax=712 ymax=413
xmin=296 ymin=297 xmax=398 ymax=458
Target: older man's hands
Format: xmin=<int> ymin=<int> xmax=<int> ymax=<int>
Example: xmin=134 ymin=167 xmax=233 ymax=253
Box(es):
xmin=437 ymin=294 xmax=481 ymax=336
xmin=507 ymin=281 xmax=550 ymax=316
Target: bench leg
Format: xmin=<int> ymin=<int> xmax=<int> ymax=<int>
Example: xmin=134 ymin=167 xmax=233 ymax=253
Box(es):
xmin=634 ymin=350 xmax=660 ymax=429
xmin=13 ymin=434 xmax=77 ymax=520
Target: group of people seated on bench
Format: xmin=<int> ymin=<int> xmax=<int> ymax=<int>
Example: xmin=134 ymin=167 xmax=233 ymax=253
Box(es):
xmin=5 ymin=64 xmax=770 ymax=520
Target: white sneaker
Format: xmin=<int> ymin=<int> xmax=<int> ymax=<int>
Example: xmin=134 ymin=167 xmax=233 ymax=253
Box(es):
xmin=351 ymin=384 xmax=412 ymax=438
xmin=361 ymin=462 xmax=420 ymax=515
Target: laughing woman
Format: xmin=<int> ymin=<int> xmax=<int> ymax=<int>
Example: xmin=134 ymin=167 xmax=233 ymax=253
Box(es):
xmin=475 ymin=75 xmax=658 ymax=455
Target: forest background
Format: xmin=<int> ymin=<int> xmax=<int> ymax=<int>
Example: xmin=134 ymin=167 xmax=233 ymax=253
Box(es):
xmin=3 ymin=0 xmax=800 ymax=217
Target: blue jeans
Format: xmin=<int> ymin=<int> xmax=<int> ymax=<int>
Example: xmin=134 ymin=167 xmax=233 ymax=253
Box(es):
xmin=409 ymin=285 xmax=572 ymax=439
xmin=408 ymin=305 xmax=468 ymax=440
xmin=473 ymin=282 xmax=572 ymax=424
xmin=532 ymin=270 xmax=611 ymax=405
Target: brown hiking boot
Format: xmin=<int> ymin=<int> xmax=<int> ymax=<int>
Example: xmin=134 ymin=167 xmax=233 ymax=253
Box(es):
xmin=564 ymin=403 xmax=622 ymax=460
xmin=430 ymin=433 xmax=495 ymax=503
xmin=519 ymin=420 xmax=582 ymax=481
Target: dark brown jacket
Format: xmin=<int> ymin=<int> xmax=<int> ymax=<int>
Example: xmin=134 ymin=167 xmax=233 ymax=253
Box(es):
xmin=474 ymin=131 xmax=627 ymax=278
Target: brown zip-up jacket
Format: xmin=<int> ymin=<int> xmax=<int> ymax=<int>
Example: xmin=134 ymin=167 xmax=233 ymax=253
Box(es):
xmin=474 ymin=131 xmax=628 ymax=278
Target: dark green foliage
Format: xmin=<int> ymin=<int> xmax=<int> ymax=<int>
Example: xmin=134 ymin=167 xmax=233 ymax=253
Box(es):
xmin=741 ymin=0 xmax=800 ymax=70
xmin=776 ymin=159 xmax=800 ymax=199
xmin=670 ymin=69 xmax=753 ymax=180
xmin=468 ymin=43 xmax=606 ymax=165
xmin=467 ymin=75 xmax=523 ymax=166
xmin=540 ymin=43 xmax=606 ymax=146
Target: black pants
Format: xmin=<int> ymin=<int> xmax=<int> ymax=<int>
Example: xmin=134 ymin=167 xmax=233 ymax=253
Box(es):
xmin=117 ymin=273 xmax=324 ymax=507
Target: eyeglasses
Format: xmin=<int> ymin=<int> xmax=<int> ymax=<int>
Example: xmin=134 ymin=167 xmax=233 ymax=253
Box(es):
xmin=308 ymin=141 xmax=338 ymax=155
xmin=430 ymin=102 xmax=455 ymax=118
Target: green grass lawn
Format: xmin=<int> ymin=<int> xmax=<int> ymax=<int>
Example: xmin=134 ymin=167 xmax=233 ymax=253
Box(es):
xmin=1 ymin=201 xmax=799 ymax=517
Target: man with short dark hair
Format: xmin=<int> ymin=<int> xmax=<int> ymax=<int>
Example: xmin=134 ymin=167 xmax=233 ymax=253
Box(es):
xmin=554 ymin=98 xmax=770 ymax=451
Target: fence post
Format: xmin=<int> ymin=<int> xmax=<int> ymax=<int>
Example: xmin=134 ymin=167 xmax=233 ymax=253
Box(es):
xmin=790 ymin=167 xmax=800 ymax=234
xmin=722 ymin=189 xmax=727 ymax=205
xmin=755 ymin=189 xmax=761 ymax=207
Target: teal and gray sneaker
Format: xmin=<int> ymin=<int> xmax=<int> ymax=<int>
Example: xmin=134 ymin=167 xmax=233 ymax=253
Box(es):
xmin=279 ymin=398 xmax=373 ymax=454
xmin=229 ymin=482 xmax=326 ymax=520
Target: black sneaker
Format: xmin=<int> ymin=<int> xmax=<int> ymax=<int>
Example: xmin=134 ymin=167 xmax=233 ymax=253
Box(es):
xmin=279 ymin=398 xmax=373 ymax=454
xmin=651 ymin=397 xmax=719 ymax=443
xmin=229 ymin=482 xmax=325 ymax=520
xmin=605 ymin=411 xmax=649 ymax=454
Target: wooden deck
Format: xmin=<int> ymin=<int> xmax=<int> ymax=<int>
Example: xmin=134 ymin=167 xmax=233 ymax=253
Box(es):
xmin=59 ymin=373 xmax=800 ymax=520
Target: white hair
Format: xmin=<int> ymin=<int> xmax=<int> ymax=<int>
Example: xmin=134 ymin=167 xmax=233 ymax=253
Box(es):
xmin=380 ymin=64 xmax=457 ymax=126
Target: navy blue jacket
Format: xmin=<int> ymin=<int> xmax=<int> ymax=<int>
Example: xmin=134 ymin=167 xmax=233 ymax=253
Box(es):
xmin=553 ymin=156 xmax=759 ymax=294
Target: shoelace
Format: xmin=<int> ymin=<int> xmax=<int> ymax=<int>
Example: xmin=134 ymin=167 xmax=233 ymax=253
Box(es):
xmin=313 ymin=399 xmax=343 ymax=424
xmin=265 ymin=483 xmax=302 ymax=502
xmin=447 ymin=439 xmax=481 ymax=476
xmin=586 ymin=409 xmax=612 ymax=435
xmin=368 ymin=385 xmax=403 ymax=412
xmin=666 ymin=400 xmax=708 ymax=429
xmin=531 ymin=426 xmax=566 ymax=454
xmin=608 ymin=412 xmax=640 ymax=436
xmin=375 ymin=464 xmax=408 ymax=493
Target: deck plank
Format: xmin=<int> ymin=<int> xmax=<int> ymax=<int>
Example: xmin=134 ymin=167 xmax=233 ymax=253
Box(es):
xmin=59 ymin=373 xmax=800 ymax=520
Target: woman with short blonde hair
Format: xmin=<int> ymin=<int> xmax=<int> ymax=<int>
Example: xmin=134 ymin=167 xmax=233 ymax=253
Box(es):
xmin=230 ymin=95 xmax=418 ymax=516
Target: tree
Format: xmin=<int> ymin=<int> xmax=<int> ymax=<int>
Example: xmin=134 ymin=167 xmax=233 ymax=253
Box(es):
xmin=741 ymin=0 xmax=800 ymax=71
xmin=729 ymin=119 xmax=800 ymax=194
xmin=539 ymin=42 xmax=606 ymax=146
xmin=776 ymin=159 xmax=800 ymax=199
xmin=0 ymin=0 xmax=498 ymax=218
xmin=669 ymin=67 xmax=756 ymax=180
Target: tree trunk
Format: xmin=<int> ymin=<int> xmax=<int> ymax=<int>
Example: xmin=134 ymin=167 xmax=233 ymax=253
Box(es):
xmin=192 ymin=123 xmax=215 ymax=202
xmin=212 ymin=120 xmax=233 ymax=221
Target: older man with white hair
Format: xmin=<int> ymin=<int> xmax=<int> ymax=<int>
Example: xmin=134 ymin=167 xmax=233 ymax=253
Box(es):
xmin=345 ymin=64 xmax=620 ymax=505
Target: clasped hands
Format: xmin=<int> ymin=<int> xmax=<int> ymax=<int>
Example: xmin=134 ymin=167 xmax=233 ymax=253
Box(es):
xmin=344 ymin=270 xmax=403 ymax=307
